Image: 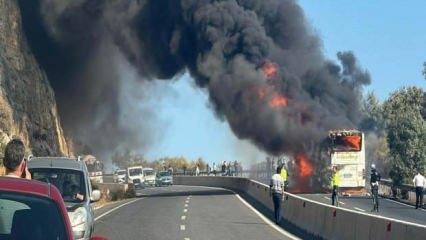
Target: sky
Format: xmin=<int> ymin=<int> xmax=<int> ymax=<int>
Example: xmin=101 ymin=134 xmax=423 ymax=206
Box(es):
xmin=144 ymin=1 xmax=426 ymax=166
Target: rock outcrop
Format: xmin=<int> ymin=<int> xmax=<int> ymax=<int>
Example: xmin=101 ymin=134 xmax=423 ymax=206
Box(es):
xmin=0 ymin=0 xmax=70 ymax=156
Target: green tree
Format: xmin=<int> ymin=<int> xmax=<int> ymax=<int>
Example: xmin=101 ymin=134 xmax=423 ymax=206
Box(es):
xmin=382 ymin=87 xmax=426 ymax=185
xmin=360 ymin=92 xmax=385 ymax=133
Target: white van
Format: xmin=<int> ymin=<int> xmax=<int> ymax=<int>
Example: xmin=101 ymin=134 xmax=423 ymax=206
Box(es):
xmin=143 ymin=168 xmax=156 ymax=187
xmin=127 ymin=166 xmax=144 ymax=187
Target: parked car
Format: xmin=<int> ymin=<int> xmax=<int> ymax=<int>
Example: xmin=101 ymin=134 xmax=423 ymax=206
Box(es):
xmin=143 ymin=168 xmax=156 ymax=187
xmin=156 ymin=171 xmax=173 ymax=186
xmin=0 ymin=177 xmax=106 ymax=240
xmin=28 ymin=157 xmax=101 ymax=240
xmin=113 ymin=169 xmax=126 ymax=183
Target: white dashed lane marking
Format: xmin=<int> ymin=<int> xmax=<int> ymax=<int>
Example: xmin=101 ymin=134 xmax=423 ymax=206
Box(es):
xmin=181 ymin=215 xmax=186 ymax=220
xmin=354 ymin=207 xmax=366 ymax=212
xmin=180 ymin=225 xmax=186 ymax=231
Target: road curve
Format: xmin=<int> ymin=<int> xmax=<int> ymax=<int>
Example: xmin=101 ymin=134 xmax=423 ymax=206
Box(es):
xmin=94 ymin=185 xmax=296 ymax=240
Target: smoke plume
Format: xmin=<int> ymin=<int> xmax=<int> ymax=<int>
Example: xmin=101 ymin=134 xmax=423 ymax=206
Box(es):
xmin=18 ymin=1 xmax=370 ymax=163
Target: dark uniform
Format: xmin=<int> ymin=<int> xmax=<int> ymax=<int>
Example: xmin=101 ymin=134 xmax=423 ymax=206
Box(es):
xmin=370 ymin=169 xmax=381 ymax=212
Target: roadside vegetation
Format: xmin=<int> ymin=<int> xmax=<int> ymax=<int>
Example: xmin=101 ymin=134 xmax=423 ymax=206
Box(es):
xmin=360 ymin=64 xmax=425 ymax=185
xmin=112 ymin=150 xmax=208 ymax=173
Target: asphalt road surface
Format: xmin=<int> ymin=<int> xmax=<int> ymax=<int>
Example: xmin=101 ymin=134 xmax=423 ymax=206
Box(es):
xmin=300 ymin=194 xmax=426 ymax=225
xmin=94 ymin=185 xmax=297 ymax=240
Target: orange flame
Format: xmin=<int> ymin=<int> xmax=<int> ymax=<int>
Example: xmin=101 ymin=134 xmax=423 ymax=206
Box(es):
xmin=296 ymin=153 xmax=313 ymax=177
xmin=269 ymin=94 xmax=288 ymax=108
xmin=262 ymin=62 xmax=278 ymax=78
xmin=343 ymin=135 xmax=361 ymax=151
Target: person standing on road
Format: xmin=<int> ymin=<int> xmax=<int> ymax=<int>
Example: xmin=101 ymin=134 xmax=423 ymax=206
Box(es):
xmin=370 ymin=164 xmax=381 ymax=212
xmin=3 ymin=139 xmax=31 ymax=179
xmin=195 ymin=165 xmax=200 ymax=176
xmin=270 ymin=166 xmax=284 ymax=224
xmin=413 ymin=171 xmax=426 ymax=209
xmin=331 ymin=167 xmax=340 ymax=207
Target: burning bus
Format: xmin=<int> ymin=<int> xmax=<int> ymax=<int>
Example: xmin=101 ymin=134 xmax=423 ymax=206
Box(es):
xmin=328 ymin=129 xmax=366 ymax=192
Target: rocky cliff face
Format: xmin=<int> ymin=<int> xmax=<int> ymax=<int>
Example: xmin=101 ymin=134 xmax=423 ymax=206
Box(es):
xmin=0 ymin=0 xmax=70 ymax=156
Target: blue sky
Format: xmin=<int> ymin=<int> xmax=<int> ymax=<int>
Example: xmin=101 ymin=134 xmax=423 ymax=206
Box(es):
xmin=144 ymin=1 xmax=425 ymax=165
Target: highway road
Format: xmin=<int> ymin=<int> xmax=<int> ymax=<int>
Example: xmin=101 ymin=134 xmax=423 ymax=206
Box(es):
xmin=94 ymin=185 xmax=299 ymax=240
xmin=300 ymin=194 xmax=426 ymax=225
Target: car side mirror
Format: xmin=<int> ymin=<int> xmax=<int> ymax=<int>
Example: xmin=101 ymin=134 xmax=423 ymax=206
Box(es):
xmin=90 ymin=236 xmax=108 ymax=240
xmin=91 ymin=190 xmax=101 ymax=202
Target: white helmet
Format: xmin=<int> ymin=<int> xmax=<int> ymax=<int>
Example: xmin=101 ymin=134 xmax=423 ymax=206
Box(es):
xmin=371 ymin=164 xmax=376 ymax=170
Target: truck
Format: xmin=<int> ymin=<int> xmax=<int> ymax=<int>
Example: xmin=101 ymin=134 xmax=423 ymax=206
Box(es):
xmin=328 ymin=129 xmax=366 ymax=194
xmin=83 ymin=155 xmax=104 ymax=184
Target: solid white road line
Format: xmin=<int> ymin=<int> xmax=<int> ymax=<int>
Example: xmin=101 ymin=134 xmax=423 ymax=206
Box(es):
xmin=183 ymin=209 xmax=188 ymax=213
xmin=180 ymin=225 xmax=186 ymax=231
xmin=95 ymin=198 xmax=142 ymax=222
xmin=354 ymin=207 xmax=366 ymax=212
xmin=384 ymin=198 xmax=426 ymax=212
xmin=234 ymin=194 xmax=300 ymax=240
xmin=181 ymin=215 xmax=186 ymax=220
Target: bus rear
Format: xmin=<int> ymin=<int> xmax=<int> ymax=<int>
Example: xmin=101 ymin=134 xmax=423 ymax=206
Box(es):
xmin=329 ymin=130 xmax=366 ymax=192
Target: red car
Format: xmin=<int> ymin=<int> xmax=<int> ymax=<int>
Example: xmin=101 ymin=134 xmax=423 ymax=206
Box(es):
xmin=0 ymin=177 xmax=106 ymax=240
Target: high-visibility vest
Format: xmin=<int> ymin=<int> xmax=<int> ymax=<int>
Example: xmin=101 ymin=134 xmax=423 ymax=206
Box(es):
xmin=331 ymin=172 xmax=340 ymax=187
xmin=280 ymin=169 xmax=288 ymax=182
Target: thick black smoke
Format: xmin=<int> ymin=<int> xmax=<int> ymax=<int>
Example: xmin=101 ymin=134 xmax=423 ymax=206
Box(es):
xmin=18 ymin=0 xmax=370 ymax=159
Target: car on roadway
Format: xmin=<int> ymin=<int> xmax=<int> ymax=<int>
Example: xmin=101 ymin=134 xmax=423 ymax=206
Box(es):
xmin=143 ymin=168 xmax=156 ymax=187
xmin=113 ymin=169 xmax=126 ymax=183
xmin=0 ymin=177 xmax=106 ymax=240
xmin=127 ymin=166 xmax=145 ymax=189
xmin=28 ymin=157 xmax=101 ymax=240
xmin=156 ymin=171 xmax=173 ymax=186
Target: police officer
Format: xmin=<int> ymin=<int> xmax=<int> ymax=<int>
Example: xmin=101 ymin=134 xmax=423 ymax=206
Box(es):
xmin=331 ymin=167 xmax=340 ymax=207
xmin=370 ymin=164 xmax=381 ymax=212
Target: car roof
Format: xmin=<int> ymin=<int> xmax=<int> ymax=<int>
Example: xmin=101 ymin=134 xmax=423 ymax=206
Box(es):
xmin=1 ymin=177 xmax=51 ymax=198
xmin=28 ymin=157 xmax=86 ymax=171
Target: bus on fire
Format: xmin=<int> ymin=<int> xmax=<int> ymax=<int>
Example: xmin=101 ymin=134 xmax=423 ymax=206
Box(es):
xmin=328 ymin=129 xmax=366 ymax=193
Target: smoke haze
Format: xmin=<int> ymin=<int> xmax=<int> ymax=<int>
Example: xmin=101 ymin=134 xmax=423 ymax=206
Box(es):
xmin=18 ymin=0 xmax=370 ymax=161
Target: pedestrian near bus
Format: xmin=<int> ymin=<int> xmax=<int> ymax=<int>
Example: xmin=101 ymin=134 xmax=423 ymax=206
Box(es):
xmin=270 ymin=166 xmax=284 ymax=224
xmin=280 ymin=165 xmax=288 ymax=191
xmin=3 ymin=139 xmax=31 ymax=179
xmin=331 ymin=167 xmax=340 ymax=207
xmin=413 ymin=171 xmax=426 ymax=209
xmin=370 ymin=164 xmax=381 ymax=212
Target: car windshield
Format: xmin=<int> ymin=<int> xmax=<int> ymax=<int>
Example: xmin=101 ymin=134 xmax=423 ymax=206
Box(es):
xmin=143 ymin=170 xmax=154 ymax=176
xmin=117 ymin=170 xmax=126 ymax=175
xmin=129 ymin=168 xmax=142 ymax=176
xmin=158 ymin=172 xmax=171 ymax=177
xmin=0 ymin=191 xmax=67 ymax=240
xmin=30 ymin=168 xmax=86 ymax=203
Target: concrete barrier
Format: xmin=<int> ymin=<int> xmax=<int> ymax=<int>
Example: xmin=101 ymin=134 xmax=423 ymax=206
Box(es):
xmin=174 ymin=176 xmax=426 ymax=240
